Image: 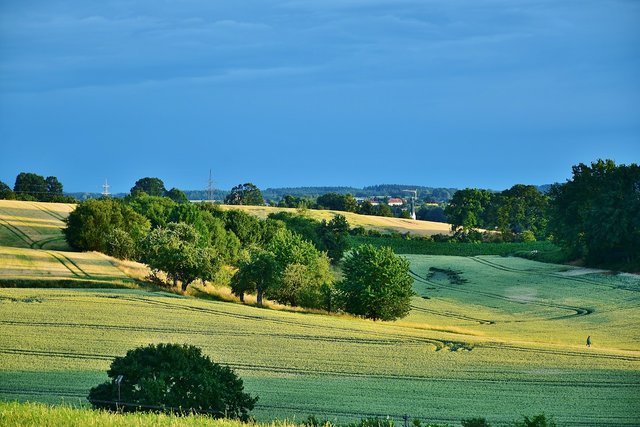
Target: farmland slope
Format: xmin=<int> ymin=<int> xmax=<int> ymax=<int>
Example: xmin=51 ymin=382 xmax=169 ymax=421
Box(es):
xmin=218 ymin=204 xmax=451 ymax=236
xmin=0 ymin=200 xmax=639 ymax=425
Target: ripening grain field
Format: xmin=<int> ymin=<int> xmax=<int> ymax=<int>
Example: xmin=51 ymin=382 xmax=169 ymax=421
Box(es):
xmin=0 ymin=201 xmax=639 ymax=426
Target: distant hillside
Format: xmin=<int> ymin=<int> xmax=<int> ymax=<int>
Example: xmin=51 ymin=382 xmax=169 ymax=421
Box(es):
xmin=67 ymin=184 xmax=552 ymax=203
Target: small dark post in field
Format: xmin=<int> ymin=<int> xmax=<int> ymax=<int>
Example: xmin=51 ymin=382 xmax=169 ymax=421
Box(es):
xmin=403 ymin=414 xmax=409 ymax=427
xmin=115 ymin=375 xmax=123 ymax=411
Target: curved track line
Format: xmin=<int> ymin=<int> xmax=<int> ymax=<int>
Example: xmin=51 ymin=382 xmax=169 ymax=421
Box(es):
xmin=409 ymin=269 xmax=593 ymax=322
xmin=29 ymin=202 xmax=66 ymax=222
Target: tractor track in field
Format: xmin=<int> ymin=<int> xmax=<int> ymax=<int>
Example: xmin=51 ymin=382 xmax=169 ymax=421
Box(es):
xmin=409 ymin=270 xmax=593 ymax=323
xmin=28 ymin=202 xmax=67 ymax=222
xmin=114 ymin=296 xmax=455 ymax=350
xmin=481 ymin=342 xmax=640 ymax=362
xmin=0 ymin=320 xmax=408 ymax=346
xmin=410 ymin=304 xmax=495 ymax=325
xmin=45 ymin=251 xmax=89 ymax=278
xmin=0 ymin=207 xmax=66 ymax=250
xmin=0 ymin=350 xmax=637 ymax=386
xmin=32 ymin=236 xmax=66 ymax=250
xmin=470 ymin=256 xmax=637 ymax=292
xmin=0 ymin=216 xmax=34 ymax=246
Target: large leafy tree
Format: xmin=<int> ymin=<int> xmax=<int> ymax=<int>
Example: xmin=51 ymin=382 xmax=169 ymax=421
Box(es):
xmin=14 ymin=172 xmax=47 ymax=199
xmin=140 ymin=223 xmax=219 ymax=291
xmin=338 ymin=244 xmax=414 ymax=321
xmin=316 ymin=192 xmax=357 ymax=212
xmin=224 ymin=183 xmax=264 ymax=206
xmin=45 ymin=176 xmax=63 ymax=198
xmin=130 ymin=177 xmax=167 ymax=197
xmin=165 ymin=187 xmax=188 ymax=203
xmin=267 ymin=212 xmax=350 ymax=264
xmin=496 ymin=184 xmax=549 ymax=239
xmin=64 ymin=199 xmax=150 ymax=256
xmin=318 ymin=214 xmax=351 ymax=264
xmin=88 ymin=343 xmax=257 ymax=420
xmin=444 ymin=188 xmax=493 ymax=234
xmin=231 ymin=249 xmax=277 ymax=305
xmin=126 ymin=194 xmax=176 ymax=228
xmin=266 ymin=228 xmax=333 ymax=307
xmin=0 ymin=181 xmax=15 ymax=200
xmin=548 ymin=159 xmax=640 ymax=269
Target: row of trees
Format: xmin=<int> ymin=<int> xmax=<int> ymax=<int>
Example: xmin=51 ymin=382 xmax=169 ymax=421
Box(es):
xmin=65 ymin=179 xmax=415 ymax=320
xmin=548 ymin=160 xmax=639 ymax=269
xmin=444 ymin=184 xmax=549 ymax=241
xmin=444 ymin=160 xmax=639 ymax=270
xmin=0 ymin=172 xmax=75 ymax=202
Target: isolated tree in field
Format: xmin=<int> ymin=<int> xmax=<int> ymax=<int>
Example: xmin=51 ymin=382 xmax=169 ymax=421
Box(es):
xmin=64 ymin=199 xmax=150 ymax=255
xmin=130 ymin=177 xmax=167 ymax=197
xmin=88 ymin=343 xmax=257 ymax=420
xmin=548 ymin=159 xmax=640 ymax=269
xmin=224 ymin=183 xmax=265 ymax=206
xmin=140 ymin=223 xmax=219 ymax=291
xmin=338 ymin=244 xmax=414 ymax=321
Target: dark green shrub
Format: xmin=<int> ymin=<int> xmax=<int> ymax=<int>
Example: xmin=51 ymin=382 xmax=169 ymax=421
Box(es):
xmin=88 ymin=343 xmax=257 ymax=421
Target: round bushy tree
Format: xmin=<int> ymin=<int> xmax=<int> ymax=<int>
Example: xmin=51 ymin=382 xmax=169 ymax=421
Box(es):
xmin=88 ymin=343 xmax=258 ymax=420
xmin=338 ymin=244 xmax=414 ymax=321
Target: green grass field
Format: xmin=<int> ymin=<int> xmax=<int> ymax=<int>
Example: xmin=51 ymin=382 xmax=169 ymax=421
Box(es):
xmin=1 ymin=201 xmax=639 ymax=426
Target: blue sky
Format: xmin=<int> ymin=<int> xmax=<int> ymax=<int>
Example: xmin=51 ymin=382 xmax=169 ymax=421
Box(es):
xmin=1 ymin=0 xmax=638 ymax=193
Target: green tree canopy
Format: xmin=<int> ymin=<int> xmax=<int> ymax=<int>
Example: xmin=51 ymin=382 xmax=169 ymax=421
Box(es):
xmin=165 ymin=187 xmax=188 ymax=203
xmin=64 ymin=199 xmax=150 ymax=256
xmin=45 ymin=176 xmax=63 ymax=197
xmin=126 ymin=194 xmax=176 ymax=228
xmin=338 ymin=244 xmax=414 ymax=321
xmin=319 ymin=214 xmax=351 ymax=264
xmin=14 ymin=172 xmax=47 ymax=199
xmin=224 ymin=183 xmax=264 ymax=206
xmin=0 ymin=181 xmax=15 ymax=200
xmin=548 ymin=159 xmax=640 ymax=269
xmin=88 ymin=343 xmax=257 ymax=420
xmin=231 ymin=249 xmax=277 ymax=305
xmin=139 ymin=222 xmax=219 ymax=291
xmin=130 ymin=177 xmax=167 ymax=197
xmin=265 ymin=228 xmax=333 ymax=308
xmin=496 ymin=184 xmax=548 ymax=239
xmin=444 ymin=188 xmax=494 ymax=235
xmin=316 ymin=192 xmax=357 ymax=212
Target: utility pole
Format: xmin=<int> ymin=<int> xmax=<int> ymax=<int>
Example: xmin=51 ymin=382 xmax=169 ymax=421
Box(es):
xmin=402 ymin=189 xmax=418 ymax=220
xmin=102 ymin=179 xmax=110 ymax=197
xmin=207 ymin=169 xmax=214 ymax=203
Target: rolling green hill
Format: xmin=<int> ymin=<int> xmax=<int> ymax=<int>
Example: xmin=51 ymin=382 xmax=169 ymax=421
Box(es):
xmin=0 ymin=200 xmax=639 ymax=425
